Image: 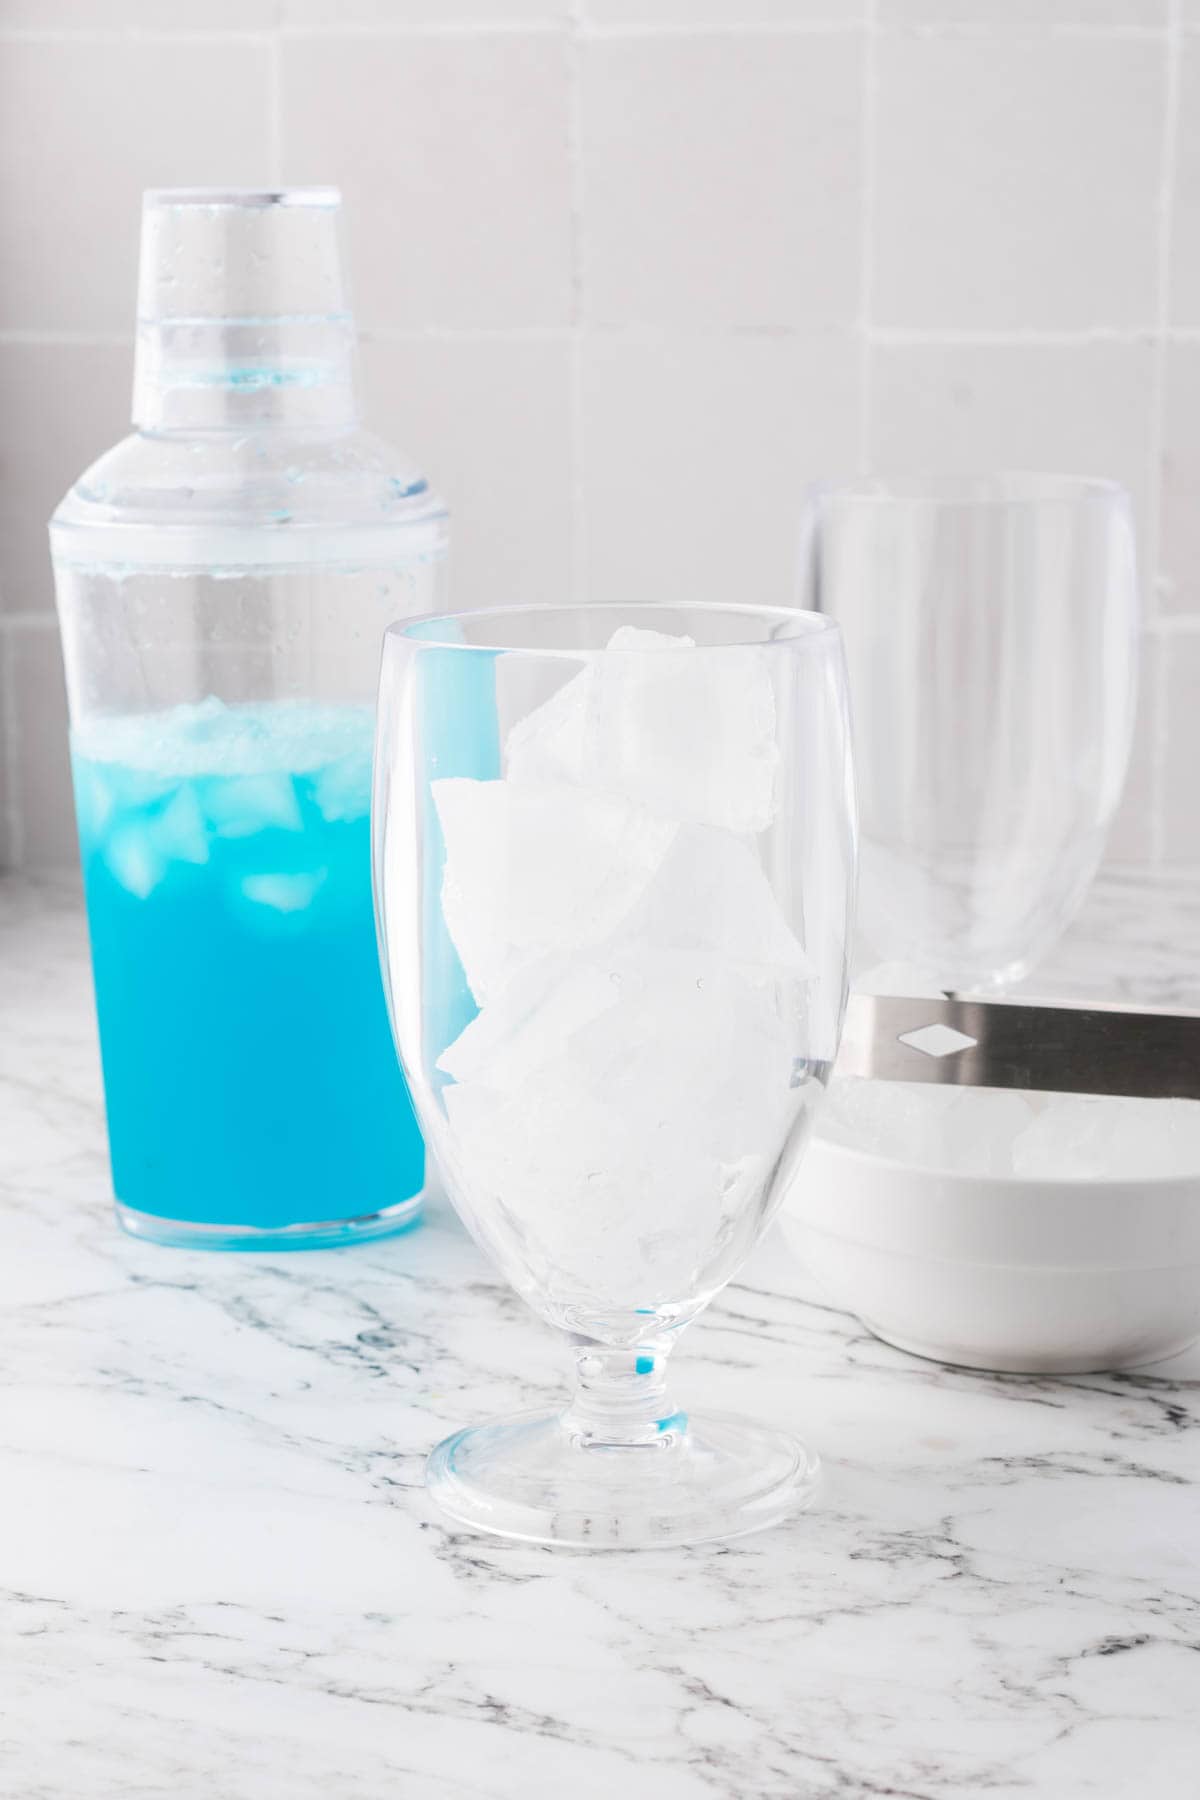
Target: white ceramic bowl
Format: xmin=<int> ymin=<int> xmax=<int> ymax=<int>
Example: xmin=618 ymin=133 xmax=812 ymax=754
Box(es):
xmin=780 ymin=1135 xmax=1200 ymax=1373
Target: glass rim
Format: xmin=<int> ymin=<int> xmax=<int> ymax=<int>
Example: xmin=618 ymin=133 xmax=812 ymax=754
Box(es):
xmin=383 ymin=601 xmax=842 ymax=657
xmin=142 ymin=186 xmax=342 ymax=212
xmin=806 ymin=472 xmax=1129 ymax=509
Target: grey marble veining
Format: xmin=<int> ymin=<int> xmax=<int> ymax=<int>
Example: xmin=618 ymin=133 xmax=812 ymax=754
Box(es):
xmin=0 ymin=871 xmax=1197 ymax=1800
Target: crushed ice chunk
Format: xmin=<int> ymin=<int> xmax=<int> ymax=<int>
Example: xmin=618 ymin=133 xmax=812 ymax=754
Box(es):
xmin=1012 ymin=1095 xmax=1200 ymax=1181
xmin=568 ymin=953 xmax=800 ymax=1165
xmin=151 ymin=786 xmax=210 ymax=865
xmin=817 ymin=1078 xmax=1036 ymax=1177
xmin=432 ymin=776 xmax=677 ymax=1002
xmin=440 ymin=1059 xmax=752 ymax=1306
xmin=437 ymin=960 xmax=619 ymax=1090
xmin=240 ymin=870 xmax=327 ymax=912
xmin=503 ymin=626 xmax=778 ymax=834
xmin=70 ymin=761 xmax=117 ymax=843
xmin=627 ymin=824 xmax=812 ymax=975
xmin=312 ymin=749 xmax=372 ymax=823
xmin=590 ymin=628 xmax=778 ymax=833
xmin=935 ymin=1088 xmax=1039 ymax=1176
xmin=816 ymin=1080 xmax=1200 ymax=1182
xmin=204 ymin=772 xmax=303 ymax=838
xmin=103 ymin=825 xmax=165 ymax=900
xmin=504 ymin=665 xmax=590 ymax=788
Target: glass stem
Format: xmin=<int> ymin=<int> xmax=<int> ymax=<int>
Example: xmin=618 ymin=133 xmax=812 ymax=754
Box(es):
xmin=562 ymin=1341 xmax=686 ymax=1448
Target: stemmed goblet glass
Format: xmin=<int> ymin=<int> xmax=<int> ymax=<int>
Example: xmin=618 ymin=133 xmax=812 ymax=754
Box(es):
xmin=373 ymin=604 xmax=856 ymax=1547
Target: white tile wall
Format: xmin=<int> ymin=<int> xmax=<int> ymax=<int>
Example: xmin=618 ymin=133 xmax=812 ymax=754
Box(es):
xmin=878 ymin=1 xmax=1166 ymax=21
xmin=580 ymin=331 xmax=860 ymax=605
xmin=869 ymin=341 xmax=1158 ymax=545
xmin=0 ymin=2 xmax=280 ymax=25
xmin=0 ymin=37 xmax=272 ymax=334
xmin=358 ymin=335 xmax=574 ymax=607
xmin=581 ymin=32 xmax=862 ymax=327
xmin=0 ymin=342 xmax=132 ymax=619
xmin=1170 ymin=35 xmax=1200 ymax=324
xmin=1159 ymin=340 xmax=1200 ymax=612
xmin=7 ymin=622 xmax=75 ymax=872
xmin=0 ymin=3 xmax=1197 ymax=876
xmin=1162 ymin=627 xmax=1200 ymax=862
xmin=281 ymin=32 xmax=573 ymax=329
xmin=872 ymin=32 xmax=1164 ymax=331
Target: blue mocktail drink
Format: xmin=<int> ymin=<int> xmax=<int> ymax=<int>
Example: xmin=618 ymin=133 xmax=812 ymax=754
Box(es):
xmin=73 ymin=700 xmax=423 ymax=1241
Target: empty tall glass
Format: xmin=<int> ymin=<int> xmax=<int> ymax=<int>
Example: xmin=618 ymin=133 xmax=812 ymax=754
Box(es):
xmin=798 ymin=476 xmax=1138 ymax=992
xmin=374 ymin=604 xmax=857 ymax=1546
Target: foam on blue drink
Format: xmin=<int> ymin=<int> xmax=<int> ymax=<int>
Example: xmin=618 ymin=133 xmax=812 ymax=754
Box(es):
xmin=73 ymin=698 xmax=423 ymax=1233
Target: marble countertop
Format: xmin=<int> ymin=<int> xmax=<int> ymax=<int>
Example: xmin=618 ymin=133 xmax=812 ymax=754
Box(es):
xmin=1 ymin=869 xmax=1198 ymax=1800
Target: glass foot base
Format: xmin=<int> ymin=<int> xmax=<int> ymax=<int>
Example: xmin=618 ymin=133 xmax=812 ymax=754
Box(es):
xmin=426 ymin=1408 xmax=820 ymax=1549
xmin=114 ymin=1191 xmax=423 ymax=1252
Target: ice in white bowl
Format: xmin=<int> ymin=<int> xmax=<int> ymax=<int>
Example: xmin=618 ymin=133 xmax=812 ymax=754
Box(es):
xmin=781 ymin=1078 xmax=1200 ymax=1374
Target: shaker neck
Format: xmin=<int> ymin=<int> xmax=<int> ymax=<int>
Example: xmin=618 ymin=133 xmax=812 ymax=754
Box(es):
xmin=131 ymin=186 xmax=361 ymax=434
xmin=133 ymin=313 xmax=361 ymax=433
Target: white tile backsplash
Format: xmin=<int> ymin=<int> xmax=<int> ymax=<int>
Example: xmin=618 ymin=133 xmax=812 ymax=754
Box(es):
xmin=1162 ymin=630 xmax=1200 ymax=864
xmin=873 ymin=32 xmax=1164 ymax=330
xmin=0 ymin=343 xmax=132 ymax=618
xmin=0 ymin=7 xmax=1196 ymax=874
xmin=359 ymin=334 xmax=573 ymax=609
xmin=0 ymin=0 xmax=280 ymax=23
xmin=869 ymin=340 xmax=1158 ymax=577
xmin=8 ymin=625 xmax=75 ymax=872
xmin=582 ymin=1 xmax=866 ymax=26
xmin=1169 ymin=36 xmax=1200 ymax=328
xmin=281 ymin=33 xmax=572 ymax=330
xmin=580 ymin=330 xmax=860 ymax=609
xmin=0 ymin=38 xmax=271 ymax=335
xmin=280 ymin=0 xmax=570 ymax=20
xmin=1158 ymin=341 xmax=1200 ymax=615
xmin=878 ymin=1 xmax=1166 ymax=21
xmin=1105 ymin=628 xmax=1162 ymax=868
xmin=581 ymin=32 xmax=861 ymax=328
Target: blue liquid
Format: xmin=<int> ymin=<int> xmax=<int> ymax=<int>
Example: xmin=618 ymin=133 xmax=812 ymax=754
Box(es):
xmin=72 ymin=699 xmax=422 ymax=1235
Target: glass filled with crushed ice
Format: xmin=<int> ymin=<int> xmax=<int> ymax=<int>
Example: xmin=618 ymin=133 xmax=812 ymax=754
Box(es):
xmin=374 ymin=604 xmax=857 ymax=1547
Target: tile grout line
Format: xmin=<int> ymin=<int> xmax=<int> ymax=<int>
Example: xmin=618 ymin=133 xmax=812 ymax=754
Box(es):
xmin=0 ymin=27 xmax=274 ymax=45
xmin=2 ymin=613 xmax=61 ymax=631
xmin=566 ymin=1 xmax=587 ymax=610
xmin=1148 ymin=620 xmax=1173 ymax=868
xmin=0 ymin=20 xmax=1175 ymax=45
xmin=856 ymin=1 xmax=877 ymax=475
xmin=1147 ymin=0 xmax=1183 ymax=864
xmin=11 ymin=323 xmax=1200 ymax=350
xmin=0 ymin=24 xmax=556 ymax=45
xmin=266 ymin=24 xmax=285 ymax=190
xmin=0 ymin=618 xmax=25 ymax=869
xmin=577 ymin=19 xmax=863 ymax=38
xmin=869 ymin=325 xmax=1161 ymax=346
xmin=0 ymin=330 xmax=130 ymax=348
xmin=881 ymin=20 xmax=1169 ymax=39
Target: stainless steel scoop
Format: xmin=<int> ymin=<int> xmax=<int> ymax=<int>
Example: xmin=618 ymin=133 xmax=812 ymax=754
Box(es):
xmin=837 ymin=993 xmax=1200 ymax=1102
